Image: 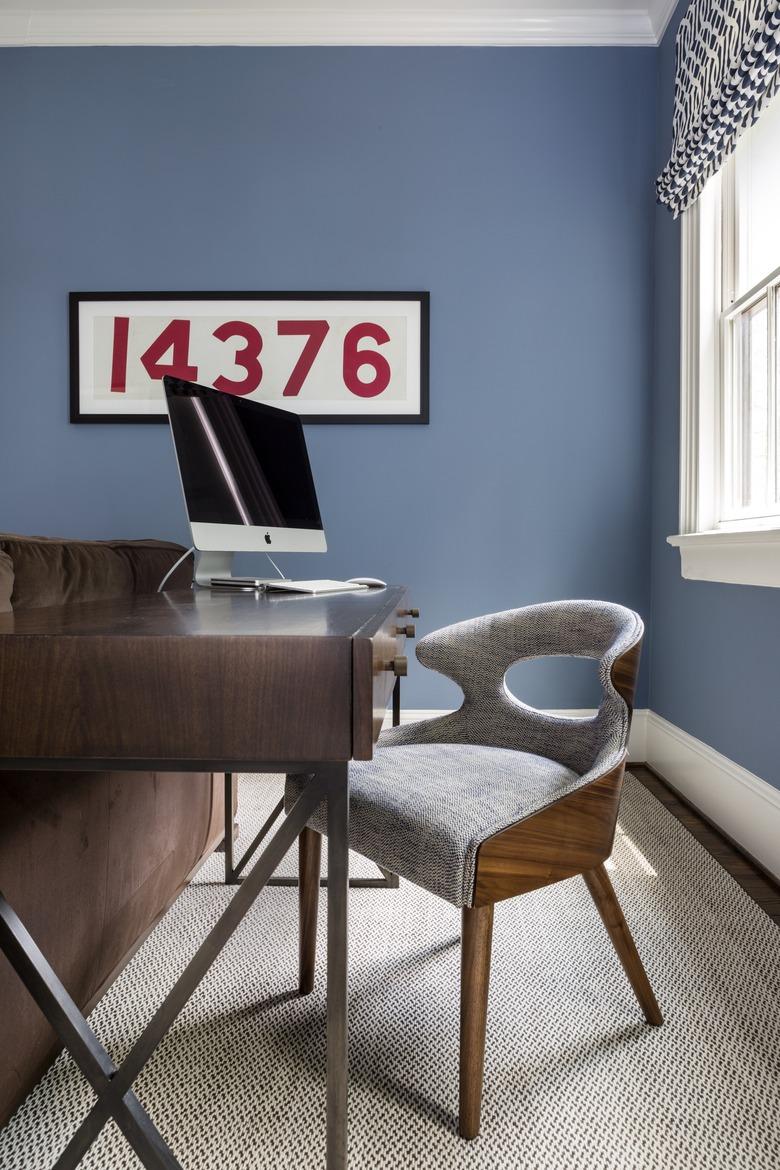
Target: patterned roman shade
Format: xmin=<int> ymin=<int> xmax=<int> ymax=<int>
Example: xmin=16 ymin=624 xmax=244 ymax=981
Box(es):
xmin=656 ymin=0 xmax=780 ymax=216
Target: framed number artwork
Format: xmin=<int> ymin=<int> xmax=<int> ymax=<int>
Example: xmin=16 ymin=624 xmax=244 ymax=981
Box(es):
xmin=69 ymin=291 xmax=429 ymax=424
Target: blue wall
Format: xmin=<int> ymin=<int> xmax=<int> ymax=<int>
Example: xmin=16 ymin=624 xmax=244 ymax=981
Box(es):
xmin=0 ymin=47 xmax=656 ymax=708
xmin=649 ymin=4 xmax=780 ymax=789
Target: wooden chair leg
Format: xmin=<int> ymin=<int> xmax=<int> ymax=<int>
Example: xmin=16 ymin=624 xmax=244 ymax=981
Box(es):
xmin=583 ymin=863 xmax=663 ymax=1026
xmin=459 ymin=903 xmax=494 ymax=1140
xmin=298 ymin=827 xmax=322 ymax=995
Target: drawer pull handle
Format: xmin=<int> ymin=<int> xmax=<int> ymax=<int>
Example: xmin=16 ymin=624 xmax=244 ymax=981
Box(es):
xmin=399 ymin=607 xmax=420 ymax=619
xmin=388 ymin=656 xmax=408 ymax=677
xmin=394 ymin=624 xmax=416 ymax=638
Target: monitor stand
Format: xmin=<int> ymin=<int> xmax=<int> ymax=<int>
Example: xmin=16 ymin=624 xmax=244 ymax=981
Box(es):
xmin=193 ymin=551 xmax=283 ymax=590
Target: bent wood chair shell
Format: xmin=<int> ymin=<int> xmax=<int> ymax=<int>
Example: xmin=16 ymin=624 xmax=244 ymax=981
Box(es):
xmin=472 ymin=758 xmax=625 ymax=906
xmin=290 ymin=599 xmax=661 ymax=1142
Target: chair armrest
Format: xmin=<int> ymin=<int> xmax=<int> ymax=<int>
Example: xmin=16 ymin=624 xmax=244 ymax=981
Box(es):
xmin=379 ymin=713 xmax=457 ymax=748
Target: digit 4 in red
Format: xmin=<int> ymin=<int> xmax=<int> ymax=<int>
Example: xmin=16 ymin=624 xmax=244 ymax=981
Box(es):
xmin=139 ymin=319 xmax=199 ymax=384
xmin=110 ymin=317 xmax=200 ymax=394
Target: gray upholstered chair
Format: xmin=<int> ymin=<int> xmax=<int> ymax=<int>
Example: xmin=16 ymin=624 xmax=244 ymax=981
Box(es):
xmin=286 ymin=600 xmax=661 ymax=1138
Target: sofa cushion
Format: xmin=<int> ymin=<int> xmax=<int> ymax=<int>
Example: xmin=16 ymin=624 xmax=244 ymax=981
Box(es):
xmin=0 ymin=534 xmax=192 ymax=610
xmin=0 ymin=551 xmax=13 ymax=613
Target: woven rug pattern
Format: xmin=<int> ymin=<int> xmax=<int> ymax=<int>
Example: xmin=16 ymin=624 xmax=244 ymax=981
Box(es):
xmin=1 ymin=773 xmax=778 ymax=1170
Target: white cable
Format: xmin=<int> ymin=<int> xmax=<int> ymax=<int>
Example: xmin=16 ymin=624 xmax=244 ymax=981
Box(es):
xmin=265 ymin=553 xmax=285 ymax=580
xmin=157 ymin=546 xmax=195 ymax=592
xmin=158 ymin=547 xmax=283 ymax=592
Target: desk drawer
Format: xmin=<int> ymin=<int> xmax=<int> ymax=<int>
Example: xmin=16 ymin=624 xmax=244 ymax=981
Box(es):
xmin=352 ymin=591 xmax=418 ymax=759
xmin=0 ymin=634 xmax=354 ymax=765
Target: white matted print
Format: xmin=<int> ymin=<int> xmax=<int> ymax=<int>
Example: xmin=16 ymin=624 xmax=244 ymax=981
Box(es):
xmin=70 ymin=292 xmax=429 ymax=423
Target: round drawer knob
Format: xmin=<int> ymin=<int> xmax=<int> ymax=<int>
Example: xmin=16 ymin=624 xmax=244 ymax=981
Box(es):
xmin=389 ymin=656 xmax=408 ymax=677
xmin=399 ymin=607 xmax=420 ymax=619
xmin=395 ymin=624 xmax=416 ymax=638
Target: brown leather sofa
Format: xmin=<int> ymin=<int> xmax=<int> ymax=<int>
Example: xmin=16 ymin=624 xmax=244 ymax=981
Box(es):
xmin=0 ymin=534 xmax=225 ymax=1124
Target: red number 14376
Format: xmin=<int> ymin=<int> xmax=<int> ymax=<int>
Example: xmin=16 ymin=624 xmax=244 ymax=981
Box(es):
xmin=109 ymin=316 xmax=392 ymax=399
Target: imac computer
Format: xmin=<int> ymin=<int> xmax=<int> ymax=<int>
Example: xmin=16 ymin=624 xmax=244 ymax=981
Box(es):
xmin=163 ymin=377 xmax=366 ymax=593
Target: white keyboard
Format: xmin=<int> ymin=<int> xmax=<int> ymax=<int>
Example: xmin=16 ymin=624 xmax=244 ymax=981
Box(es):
xmin=263 ymin=580 xmax=369 ymax=595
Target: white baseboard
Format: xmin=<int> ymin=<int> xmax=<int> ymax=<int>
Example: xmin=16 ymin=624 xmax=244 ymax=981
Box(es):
xmin=644 ymin=712 xmax=780 ymax=882
xmin=383 ymin=708 xmax=649 ymax=765
xmin=385 ymin=707 xmax=779 ymax=881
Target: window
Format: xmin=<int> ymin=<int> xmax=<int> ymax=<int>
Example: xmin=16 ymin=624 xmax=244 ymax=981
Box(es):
xmin=669 ymin=91 xmax=780 ymax=587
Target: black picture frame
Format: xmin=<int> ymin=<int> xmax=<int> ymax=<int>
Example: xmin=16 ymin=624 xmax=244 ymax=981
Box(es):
xmin=69 ymin=290 xmax=429 ymax=425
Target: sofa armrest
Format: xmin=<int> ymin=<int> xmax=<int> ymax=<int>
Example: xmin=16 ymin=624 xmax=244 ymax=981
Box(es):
xmin=0 ymin=551 xmax=12 ymax=614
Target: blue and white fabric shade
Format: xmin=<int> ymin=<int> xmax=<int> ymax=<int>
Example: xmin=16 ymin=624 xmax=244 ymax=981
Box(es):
xmin=657 ymin=0 xmax=780 ymax=217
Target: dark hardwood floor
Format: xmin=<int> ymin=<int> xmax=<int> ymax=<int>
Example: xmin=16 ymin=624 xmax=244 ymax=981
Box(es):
xmin=631 ymin=764 xmax=780 ymax=926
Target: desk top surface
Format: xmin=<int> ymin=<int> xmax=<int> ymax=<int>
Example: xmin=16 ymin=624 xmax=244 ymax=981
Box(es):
xmin=0 ymin=586 xmax=406 ymax=640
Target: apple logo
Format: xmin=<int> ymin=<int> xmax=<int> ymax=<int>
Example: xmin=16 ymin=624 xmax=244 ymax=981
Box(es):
xmin=264 ymin=533 xmax=272 ymax=544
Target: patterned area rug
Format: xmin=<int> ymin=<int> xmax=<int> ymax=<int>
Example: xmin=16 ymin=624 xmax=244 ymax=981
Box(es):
xmin=1 ymin=773 xmax=779 ymax=1170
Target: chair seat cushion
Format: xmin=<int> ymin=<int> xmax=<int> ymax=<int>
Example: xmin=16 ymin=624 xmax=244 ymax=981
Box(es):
xmin=284 ymin=744 xmax=582 ymax=907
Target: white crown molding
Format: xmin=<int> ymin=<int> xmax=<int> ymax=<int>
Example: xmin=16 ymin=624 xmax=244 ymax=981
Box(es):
xmin=0 ymin=6 xmax=659 ymax=47
xmin=647 ymin=0 xmax=678 ymax=42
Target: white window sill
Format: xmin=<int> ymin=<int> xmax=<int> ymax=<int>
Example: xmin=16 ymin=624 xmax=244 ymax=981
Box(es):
xmin=667 ymin=527 xmax=780 ymax=587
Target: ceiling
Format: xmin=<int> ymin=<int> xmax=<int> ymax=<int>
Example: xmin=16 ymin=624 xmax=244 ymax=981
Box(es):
xmin=0 ymin=1 xmax=678 ymax=47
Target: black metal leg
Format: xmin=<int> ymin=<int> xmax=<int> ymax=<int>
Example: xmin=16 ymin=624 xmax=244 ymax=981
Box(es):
xmin=225 ymin=770 xmax=286 ymax=887
xmin=224 ymin=771 xmax=235 ymax=883
xmin=326 ymin=765 xmax=349 ymax=1170
xmin=222 ymin=681 xmax=402 ymax=894
xmin=376 ymin=681 xmax=400 ymax=888
xmin=3 ymin=767 xmax=335 ymax=1170
xmin=0 ymin=895 xmax=183 ymax=1170
xmin=226 ymin=770 xmax=399 ymax=891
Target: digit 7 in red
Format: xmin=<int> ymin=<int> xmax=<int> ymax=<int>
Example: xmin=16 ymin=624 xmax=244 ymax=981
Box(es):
xmin=277 ymin=320 xmax=329 ymax=396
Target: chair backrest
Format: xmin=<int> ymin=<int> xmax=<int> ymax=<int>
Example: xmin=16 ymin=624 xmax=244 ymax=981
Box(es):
xmin=382 ymin=600 xmax=643 ymax=779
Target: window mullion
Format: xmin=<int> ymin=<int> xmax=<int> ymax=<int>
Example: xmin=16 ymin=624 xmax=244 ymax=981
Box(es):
xmin=718 ymin=158 xmax=738 ymax=524
xmin=770 ymin=284 xmax=778 ymax=503
xmin=722 ymin=154 xmax=738 ymax=309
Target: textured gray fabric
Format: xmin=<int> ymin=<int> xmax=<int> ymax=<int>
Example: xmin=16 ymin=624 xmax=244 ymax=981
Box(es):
xmin=380 ymin=600 xmax=641 ymax=782
xmin=286 ymin=600 xmax=643 ymax=907
xmin=286 ymin=746 xmax=580 ymax=906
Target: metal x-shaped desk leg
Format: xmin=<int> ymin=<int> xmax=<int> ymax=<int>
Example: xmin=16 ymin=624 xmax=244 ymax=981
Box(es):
xmin=0 ymin=763 xmax=350 ymax=1170
xmin=0 ymin=897 xmax=182 ymax=1170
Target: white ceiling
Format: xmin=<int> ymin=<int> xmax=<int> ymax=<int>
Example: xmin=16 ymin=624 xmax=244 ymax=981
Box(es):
xmin=0 ymin=1 xmax=679 ymax=47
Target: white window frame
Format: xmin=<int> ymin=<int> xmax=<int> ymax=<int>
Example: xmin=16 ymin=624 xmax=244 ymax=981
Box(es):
xmin=668 ymin=155 xmax=780 ymax=587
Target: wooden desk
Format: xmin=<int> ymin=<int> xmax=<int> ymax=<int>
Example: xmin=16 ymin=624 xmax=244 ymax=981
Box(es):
xmin=0 ymin=585 xmax=412 ymax=1170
